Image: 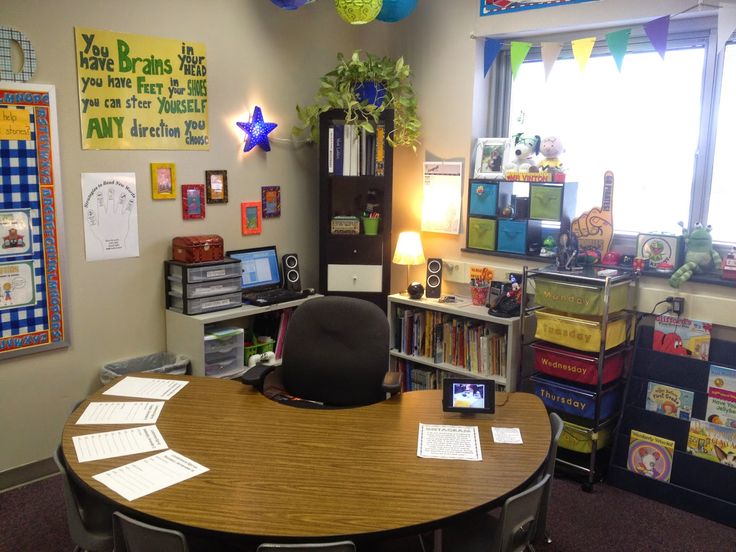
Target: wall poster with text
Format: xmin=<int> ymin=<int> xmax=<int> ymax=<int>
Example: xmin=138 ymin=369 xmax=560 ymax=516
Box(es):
xmin=0 ymin=83 xmax=69 ymax=359
xmin=75 ymin=27 xmax=209 ymax=150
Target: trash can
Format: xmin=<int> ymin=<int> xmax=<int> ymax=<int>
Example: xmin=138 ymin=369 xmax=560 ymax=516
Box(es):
xmin=99 ymin=352 xmax=190 ymax=385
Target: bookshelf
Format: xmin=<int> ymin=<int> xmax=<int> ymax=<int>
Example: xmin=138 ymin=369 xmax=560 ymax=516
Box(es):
xmin=387 ymin=293 xmax=520 ymax=391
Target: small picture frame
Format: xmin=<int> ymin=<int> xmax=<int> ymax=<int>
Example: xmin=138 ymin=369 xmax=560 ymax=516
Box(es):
xmin=151 ymin=163 xmax=176 ymax=199
xmin=205 ymin=170 xmax=228 ymax=204
xmin=261 ymin=186 xmax=281 ymax=218
xmin=182 ymin=184 xmax=206 ymax=220
xmin=241 ymin=201 xmax=262 ymax=235
xmin=473 ymin=138 xmax=509 ymax=179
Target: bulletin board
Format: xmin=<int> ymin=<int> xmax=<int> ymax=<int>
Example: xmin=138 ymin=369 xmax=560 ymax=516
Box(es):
xmin=0 ymin=83 xmax=69 ymax=359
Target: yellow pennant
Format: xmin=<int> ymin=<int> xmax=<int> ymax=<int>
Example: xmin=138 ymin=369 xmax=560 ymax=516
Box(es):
xmin=571 ymin=36 xmax=596 ymax=72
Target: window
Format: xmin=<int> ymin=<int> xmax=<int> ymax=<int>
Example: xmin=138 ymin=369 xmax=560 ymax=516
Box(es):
xmin=491 ymin=16 xmax=734 ymax=244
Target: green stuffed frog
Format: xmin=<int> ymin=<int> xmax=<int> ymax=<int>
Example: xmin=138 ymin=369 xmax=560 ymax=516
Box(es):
xmin=669 ymin=222 xmax=721 ymax=288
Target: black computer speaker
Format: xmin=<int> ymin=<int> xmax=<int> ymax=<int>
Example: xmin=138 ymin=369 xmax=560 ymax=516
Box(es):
xmin=282 ymin=253 xmax=301 ymax=291
xmin=426 ymin=258 xmax=442 ymax=299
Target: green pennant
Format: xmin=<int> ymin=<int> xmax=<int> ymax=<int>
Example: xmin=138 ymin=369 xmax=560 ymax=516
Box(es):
xmin=510 ymin=41 xmax=532 ymax=80
xmin=606 ymin=28 xmax=631 ymax=72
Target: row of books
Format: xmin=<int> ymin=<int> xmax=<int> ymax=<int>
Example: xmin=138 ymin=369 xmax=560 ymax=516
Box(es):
xmin=395 ymin=360 xmax=450 ymax=391
xmin=327 ymin=122 xmax=385 ymax=176
xmin=393 ymin=307 xmax=507 ymax=378
xmin=273 ymin=308 xmax=294 ymax=360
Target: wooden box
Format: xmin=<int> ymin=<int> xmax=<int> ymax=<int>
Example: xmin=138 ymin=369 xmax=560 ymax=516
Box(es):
xmin=172 ymin=235 xmax=224 ymax=263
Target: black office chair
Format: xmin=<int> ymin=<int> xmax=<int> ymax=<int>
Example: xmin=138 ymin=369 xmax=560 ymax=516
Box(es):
xmin=533 ymin=412 xmax=563 ymax=545
xmin=256 ymin=542 xmax=356 ymax=551
xmin=112 ymin=511 xmax=188 ymax=552
xmin=442 ymin=474 xmax=552 ymax=552
xmin=241 ymin=296 xmax=400 ymax=407
xmin=53 ymin=445 xmax=114 ymax=552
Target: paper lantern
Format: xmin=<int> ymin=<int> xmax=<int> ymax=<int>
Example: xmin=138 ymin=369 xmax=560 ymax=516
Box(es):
xmin=377 ymin=0 xmax=416 ymax=22
xmin=335 ymin=0 xmax=383 ymax=25
xmin=271 ymin=0 xmax=309 ymax=10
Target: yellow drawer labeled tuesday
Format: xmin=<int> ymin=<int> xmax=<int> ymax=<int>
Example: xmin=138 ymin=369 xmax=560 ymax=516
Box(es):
xmin=534 ymin=309 xmax=629 ymax=352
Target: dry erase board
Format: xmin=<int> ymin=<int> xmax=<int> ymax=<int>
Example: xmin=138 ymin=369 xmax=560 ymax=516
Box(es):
xmin=0 ymin=83 xmax=69 ymax=359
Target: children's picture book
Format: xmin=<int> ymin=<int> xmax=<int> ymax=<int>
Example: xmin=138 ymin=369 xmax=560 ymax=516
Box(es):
xmin=627 ymin=430 xmax=675 ymax=482
xmin=653 ymin=315 xmax=712 ymax=361
xmin=687 ymin=419 xmax=736 ymax=469
xmin=705 ymin=365 xmax=736 ymax=428
xmin=645 ymin=382 xmax=694 ymax=421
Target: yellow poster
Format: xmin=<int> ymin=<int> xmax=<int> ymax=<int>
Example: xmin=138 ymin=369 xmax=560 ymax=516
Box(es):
xmin=75 ymin=27 xmax=209 ymax=150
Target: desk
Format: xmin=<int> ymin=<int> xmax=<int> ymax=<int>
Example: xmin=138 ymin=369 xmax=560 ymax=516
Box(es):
xmin=62 ymin=375 xmax=550 ymax=543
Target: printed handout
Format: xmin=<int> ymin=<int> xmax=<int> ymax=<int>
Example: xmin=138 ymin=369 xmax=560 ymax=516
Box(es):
xmin=73 ymin=425 xmax=167 ymax=463
xmin=103 ymin=376 xmax=188 ymax=400
xmin=417 ymin=423 xmax=482 ymax=461
xmin=76 ymin=401 xmax=164 ymax=425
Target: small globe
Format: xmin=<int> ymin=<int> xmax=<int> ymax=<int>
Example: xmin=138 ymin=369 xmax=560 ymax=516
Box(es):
xmin=407 ymin=282 xmax=424 ymax=299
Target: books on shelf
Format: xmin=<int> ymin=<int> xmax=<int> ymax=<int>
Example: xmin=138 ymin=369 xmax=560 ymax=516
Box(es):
xmin=327 ymin=122 xmax=386 ymax=176
xmin=653 ymin=315 xmax=712 ymax=361
xmin=706 ymin=364 xmax=736 ymax=427
xmin=687 ymin=418 xmax=736 ymax=469
xmin=645 ymin=382 xmax=694 ymax=421
xmin=273 ymin=308 xmax=293 ymax=360
xmin=627 ymin=429 xmax=675 ymax=482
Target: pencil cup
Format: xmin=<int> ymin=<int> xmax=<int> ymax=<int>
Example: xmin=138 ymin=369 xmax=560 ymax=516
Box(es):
xmin=470 ymin=283 xmax=491 ymax=306
xmin=362 ymin=217 xmax=380 ymax=236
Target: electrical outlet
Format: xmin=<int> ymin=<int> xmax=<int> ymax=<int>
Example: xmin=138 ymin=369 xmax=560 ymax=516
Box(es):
xmin=672 ymin=297 xmax=685 ymax=315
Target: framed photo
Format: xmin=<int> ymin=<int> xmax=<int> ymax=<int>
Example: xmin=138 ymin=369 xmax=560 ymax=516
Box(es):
xmin=261 ymin=186 xmax=281 ymax=218
xmin=150 ymin=163 xmax=176 ymax=199
xmin=182 ymin=184 xmax=205 ymax=220
xmin=241 ymin=201 xmax=262 ymax=235
xmin=205 ymin=170 xmax=228 ymax=204
xmin=473 ymin=138 xmax=508 ymax=179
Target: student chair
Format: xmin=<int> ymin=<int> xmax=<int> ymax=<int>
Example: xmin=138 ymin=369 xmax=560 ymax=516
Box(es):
xmin=53 ymin=445 xmax=114 ymax=552
xmin=241 ymin=296 xmax=400 ymax=407
xmin=533 ymin=412 xmax=564 ymax=545
xmin=441 ymin=474 xmax=552 ymax=552
xmin=112 ymin=511 xmax=188 ymax=552
xmin=256 ymin=542 xmax=356 ymax=551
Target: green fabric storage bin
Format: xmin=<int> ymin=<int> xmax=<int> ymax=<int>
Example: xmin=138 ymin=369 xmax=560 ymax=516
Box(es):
xmin=534 ymin=278 xmax=630 ymax=316
xmin=468 ymin=217 xmax=496 ymax=251
xmin=559 ymin=420 xmax=611 ymax=453
xmin=530 ymin=183 xmax=563 ymax=220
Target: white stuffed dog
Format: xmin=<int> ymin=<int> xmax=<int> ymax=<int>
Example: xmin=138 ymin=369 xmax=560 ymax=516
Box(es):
xmin=504 ymin=133 xmax=541 ymax=173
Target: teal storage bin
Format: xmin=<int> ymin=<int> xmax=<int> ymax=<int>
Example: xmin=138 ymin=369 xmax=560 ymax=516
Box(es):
xmin=468 ymin=181 xmax=499 ymax=217
xmin=497 ymin=219 xmax=542 ymax=254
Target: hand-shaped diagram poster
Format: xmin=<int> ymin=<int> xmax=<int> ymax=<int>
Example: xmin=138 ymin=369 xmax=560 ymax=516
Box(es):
xmin=81 ymin=173 xmax=140 ymax=261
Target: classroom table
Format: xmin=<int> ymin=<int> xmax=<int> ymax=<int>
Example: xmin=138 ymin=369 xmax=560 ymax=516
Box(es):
xmin=62 ymin=374 xmax=550 ymax=546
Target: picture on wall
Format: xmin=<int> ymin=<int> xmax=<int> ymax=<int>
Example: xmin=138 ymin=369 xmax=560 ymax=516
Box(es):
xmin=261 ymin=186 xmax=281 ymax=218
xmin=151 ymin=163 xmax=176 ymax=199
xmin=182 ymin=184 xmax=205 ymax=220
xmin=241 ymin=201 xmax=262 ymax=235
xmin=205 ymin=170 xmax=228 ymax=204
xmin=473 ymin=138 xmax=508 ymax=179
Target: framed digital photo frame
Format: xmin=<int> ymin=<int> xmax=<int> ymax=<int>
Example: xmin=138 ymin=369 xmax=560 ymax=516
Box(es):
xmin=442 ymin=378 xmax=495 ymax=414
xmin=473 ymin=138 xmax=508 ymax=179
xmin=151 ymin=163 xmax=176 ymax=199
xmin=241 ymin=201 xmax=262 ymax=235
xmin=182 ymin=184 xmax=205 ymax=219
xmin=205 ymin=170 xmax=228 ymax=204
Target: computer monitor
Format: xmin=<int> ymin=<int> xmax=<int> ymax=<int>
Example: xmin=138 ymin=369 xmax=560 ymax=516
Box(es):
xmin=226 ymin=246 xmax=282 ymax=293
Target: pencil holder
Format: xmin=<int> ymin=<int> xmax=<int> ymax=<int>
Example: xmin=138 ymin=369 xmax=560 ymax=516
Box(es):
xmin=470 ymin=282 xmax=490 ymax=306
xmin=362 ymin=217 xmax=380 ymax=235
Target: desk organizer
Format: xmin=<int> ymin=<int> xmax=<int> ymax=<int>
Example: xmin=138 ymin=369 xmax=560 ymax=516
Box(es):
xmin=165 ymin=258 xmax=243 ymax=315
xmin=534 ymin=309 xmax=628 ymax=353
xmin=531 ymin=341 xmax=624 ymax=386
xmin=530 ymin=374 xmax=621 ymax=420
xmin=534 ymin=278 xmax=629 ymax=316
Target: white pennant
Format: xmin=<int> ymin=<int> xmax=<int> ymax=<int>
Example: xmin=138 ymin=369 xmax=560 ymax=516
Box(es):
xmin=541 ymin=42 xmax=563 ymax=81
xmin=717 ymin=4 xmax=736 ymax=53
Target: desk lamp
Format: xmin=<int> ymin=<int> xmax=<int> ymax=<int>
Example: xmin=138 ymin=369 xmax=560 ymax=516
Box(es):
xmin=392 ymin=231 xmax=425 ymax=297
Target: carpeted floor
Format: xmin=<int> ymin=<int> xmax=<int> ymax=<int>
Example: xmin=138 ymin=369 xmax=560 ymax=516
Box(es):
xmin=1 ymin=473 xmax=734 ymax=552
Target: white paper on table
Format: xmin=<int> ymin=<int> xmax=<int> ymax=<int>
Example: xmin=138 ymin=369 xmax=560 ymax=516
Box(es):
xmin=103 ymin=377 xmax=188 ymax=400
xmin=417 ymin=423 xmax=482 ymax=461
xmin=492 ymin=427 xmax=523 ymax=444
xmin=92 ymin=449 xmax=209 ymax=502
xmin=73 ymin=426 xmax=168 ymax=463
xmin=76 ymin=402 xmax=164 ymax=425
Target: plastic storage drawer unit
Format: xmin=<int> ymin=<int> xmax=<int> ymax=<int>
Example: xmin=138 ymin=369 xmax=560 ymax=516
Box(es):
xmin=531 ymin=341 xmax=624 ymax=386
xmin=558 ymin=420 xmax=611 ymax=453
xmin=168 ymin=291 xmax=242 ymax=315
xmin=169 ymin=276 xmax=241 ymax=299
xmin=534 ymin=309 xmax=629 ymax=353
xmin=534 ymin=278 xmax=630 ymax=316
xmin=530 ymin=374 xmax=621 ymax=420
xmin=167 ymin=258 xmax=240 ymax=283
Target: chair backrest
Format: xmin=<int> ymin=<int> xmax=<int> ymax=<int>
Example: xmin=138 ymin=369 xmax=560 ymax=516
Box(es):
xmin=546 ymin=412 xmax=564 ymax=477
xmin=53 ymin=445 xmax=114 ymax=552
xmin=492 ymin=474 xmax=551 ymax=552
xmin=281 ymin=296 xmax=390 ymax=406
xmin=257 ymin=542 xmax=356 ymax=551
xmin=113 ymin=511 xmax=188 ymax=552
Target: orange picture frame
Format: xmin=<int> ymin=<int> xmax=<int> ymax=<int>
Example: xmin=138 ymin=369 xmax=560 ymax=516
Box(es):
xmin=241 ymin=201 xmax=262 ymax=235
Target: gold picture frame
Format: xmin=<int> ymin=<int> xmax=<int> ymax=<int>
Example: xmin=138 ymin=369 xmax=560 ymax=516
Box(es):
xmin=151 ymin=163 xmax=176 ymax=199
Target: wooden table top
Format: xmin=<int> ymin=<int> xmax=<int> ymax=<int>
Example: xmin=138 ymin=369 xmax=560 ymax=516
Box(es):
xmin=62 ymin=374 xmax=550 ymax=541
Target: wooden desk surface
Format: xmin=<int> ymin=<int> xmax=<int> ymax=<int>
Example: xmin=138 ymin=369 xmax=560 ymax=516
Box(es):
xmin=62 ymin=375 xmax=550 ymax=541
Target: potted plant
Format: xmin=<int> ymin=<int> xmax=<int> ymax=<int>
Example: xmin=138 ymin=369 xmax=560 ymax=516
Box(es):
xmin=293 ymin=50 xmax=421 ymax=151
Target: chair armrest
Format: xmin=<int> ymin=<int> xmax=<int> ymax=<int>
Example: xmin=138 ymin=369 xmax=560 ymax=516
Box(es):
xmin=239 ymin=363 xmax=276 ymax=389
xmin=382 ymin=371 xmax=402 ymax=395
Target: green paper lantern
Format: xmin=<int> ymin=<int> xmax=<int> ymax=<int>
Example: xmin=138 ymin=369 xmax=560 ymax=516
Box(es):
xmin=335 ymin=0 xmax=383 ymax=25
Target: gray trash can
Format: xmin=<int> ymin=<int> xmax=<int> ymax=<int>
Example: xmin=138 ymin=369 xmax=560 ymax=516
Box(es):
xmin=100 ymin=352 xmax=190 ymax=385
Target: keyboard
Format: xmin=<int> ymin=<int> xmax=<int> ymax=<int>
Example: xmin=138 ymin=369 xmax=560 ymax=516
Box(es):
xmin=243 ymin=288 xmax=305 ymax=306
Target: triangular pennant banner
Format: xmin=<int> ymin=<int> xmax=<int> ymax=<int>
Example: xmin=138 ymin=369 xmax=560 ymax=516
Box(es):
xmin=510 ymin=41 xmax=532 ymax=79
xmin=644 ymin=15 xmax=670 ymax=59
xmin=717 ymin=5 xmax=736 ymax=53
xmin=606 ymin=28 xmax=631 ymax=72
xmin=484 ymin=38 xmax=503 ymax=77
xmin=571 ymin=36 xmax=596 ymax=72
xmin=541 ymin=42 xmax=563 ymax=81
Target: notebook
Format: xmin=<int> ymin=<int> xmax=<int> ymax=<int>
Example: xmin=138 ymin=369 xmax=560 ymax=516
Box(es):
xmin=226 ymin=246 xmax=303 ymax=305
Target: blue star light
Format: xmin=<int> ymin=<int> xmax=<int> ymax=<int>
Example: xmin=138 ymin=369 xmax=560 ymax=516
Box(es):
xmin=237 ymin=106 xmax=277 ymax=152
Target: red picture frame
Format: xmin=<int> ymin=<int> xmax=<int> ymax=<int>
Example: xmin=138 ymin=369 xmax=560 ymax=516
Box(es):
xmin=241 ymin=201 xmax=262 ymax=235
xmin=182 ymin=184 xmax=205 ymax=219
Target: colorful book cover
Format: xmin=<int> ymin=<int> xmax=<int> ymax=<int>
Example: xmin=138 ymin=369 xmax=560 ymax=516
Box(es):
xmin=645 ymin=382 xmax=694 ymax=421
xmin=627 ymin=430 xmax=675 ymax=482
xmin=653 ymin=315 xmax=712 ymax=361
xmin=687 ymin=419 xmax=736 ymax=468
xmin=705 ymin=365 xmax=736 ymax=428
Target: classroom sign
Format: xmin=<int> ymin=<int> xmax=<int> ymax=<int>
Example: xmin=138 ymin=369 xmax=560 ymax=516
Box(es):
xmin=74 ymin=28 xmax=209 ymax=150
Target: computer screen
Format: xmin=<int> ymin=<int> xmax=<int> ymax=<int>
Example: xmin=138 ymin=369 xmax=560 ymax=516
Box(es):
xmin=226 ymin=246 xmax=281 ymax=292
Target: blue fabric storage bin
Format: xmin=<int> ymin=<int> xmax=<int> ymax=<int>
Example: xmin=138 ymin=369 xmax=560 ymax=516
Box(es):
xmin=497 ymin=219 xmax=527 ymax=254
xmin=468 ymin=181 xmax=498 ymax=217
xmin=530 ymin=374 xmax=621 ymax=420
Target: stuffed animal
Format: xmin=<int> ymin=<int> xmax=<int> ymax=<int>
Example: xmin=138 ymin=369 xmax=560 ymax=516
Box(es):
xmin=539 ymin=135 xmax=564 ymax=173
xmin=504 ymin=133 xmax=540 ymax=173
xmin=669 ymin=222 xmax=722 ymax=288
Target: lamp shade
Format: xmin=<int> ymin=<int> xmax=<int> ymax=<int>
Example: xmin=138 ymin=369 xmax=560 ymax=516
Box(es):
xmin=335 ymin=0 xmax=383 ymax=25
xmin=377 ymin=0 xmax=417 ymax=22
xmin=392 ymin=231 xmax=425 ymax=266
